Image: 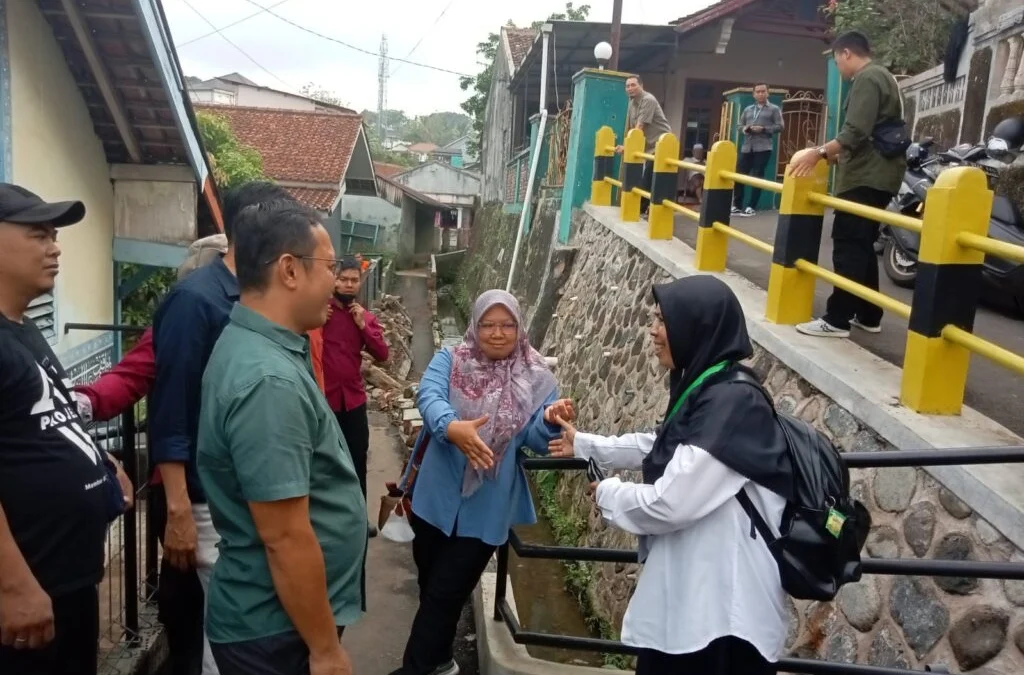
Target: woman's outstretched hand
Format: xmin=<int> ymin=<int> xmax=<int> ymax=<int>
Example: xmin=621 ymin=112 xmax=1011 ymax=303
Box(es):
xmin=447 ymin=417 xmax=495 ymax=471
xmin=544 ymin=398 xmax=576 ymax=425
xmin=547 ymin=415 xmax=577 ymax=457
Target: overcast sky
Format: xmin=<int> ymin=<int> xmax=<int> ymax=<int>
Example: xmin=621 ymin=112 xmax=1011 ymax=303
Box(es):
xmin=164 ymin=0 xmax=717 ymax=116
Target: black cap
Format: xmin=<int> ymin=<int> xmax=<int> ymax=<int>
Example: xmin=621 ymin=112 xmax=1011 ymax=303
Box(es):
xmin=0 ymin=183 xmax=86 ymax=227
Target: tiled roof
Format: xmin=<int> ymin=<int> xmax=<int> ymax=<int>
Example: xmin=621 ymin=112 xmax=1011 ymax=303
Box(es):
xmin=194 ymin=104 xmax=363 ymax=185
xmin=504 ymin=27 xmax=537 ymax=70
xmin=673 ymin=0 xmax=758 ymax=33
xmin=284 ymin=187 xmax=338 ymax=211
xmin=374 ymin=162 xmax=407 ymax=178
xmin=407 ymin=142 xmax=439 ymax=153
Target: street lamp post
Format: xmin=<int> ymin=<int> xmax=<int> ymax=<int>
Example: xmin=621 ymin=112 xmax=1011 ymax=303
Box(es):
xmin=610 ymin=0 xmax=623 ymax=71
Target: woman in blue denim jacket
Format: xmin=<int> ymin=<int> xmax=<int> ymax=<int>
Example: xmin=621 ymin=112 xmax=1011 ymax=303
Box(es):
xmin=392 ymin=289 xmax=574 ymax=675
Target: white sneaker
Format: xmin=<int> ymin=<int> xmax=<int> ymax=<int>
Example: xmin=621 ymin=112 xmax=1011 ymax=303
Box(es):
xmin=429 ymin=661 xmax=460 ymax=675
xmin=796 ymin=318 xmax=850 ymax=338
xmin=731 ymin=206 xmax=741 ymax=215
xmin=742 ymin=207 xmax=756 ymax=217
xmin=850 ymin=317 xmax=882 ymax=334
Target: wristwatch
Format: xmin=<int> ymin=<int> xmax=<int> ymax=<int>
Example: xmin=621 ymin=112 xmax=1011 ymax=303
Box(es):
xmin=816 ymin=146 xmax=829 ymax=159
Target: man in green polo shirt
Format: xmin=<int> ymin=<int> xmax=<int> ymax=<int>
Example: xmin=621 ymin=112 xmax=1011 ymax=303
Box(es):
xmin=197 ymin=200 xmax=366 ymax=675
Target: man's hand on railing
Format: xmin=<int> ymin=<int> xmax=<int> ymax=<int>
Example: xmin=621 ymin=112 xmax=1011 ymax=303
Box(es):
xmin=787 ymin=148 xmax=822 ymax=178
xmin=614 ymin=145 xmax=624 ymax=155
xmin=107 ymin=453 xmax=134 ymax=511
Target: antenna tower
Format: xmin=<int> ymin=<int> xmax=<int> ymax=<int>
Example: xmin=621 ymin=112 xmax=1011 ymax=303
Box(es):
xmin=377 ymin=35 xmax=389 ymax=142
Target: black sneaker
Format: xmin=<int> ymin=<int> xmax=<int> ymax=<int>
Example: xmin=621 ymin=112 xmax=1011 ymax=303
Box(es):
xmin=368 ymin=522 xmax=378 ymax=538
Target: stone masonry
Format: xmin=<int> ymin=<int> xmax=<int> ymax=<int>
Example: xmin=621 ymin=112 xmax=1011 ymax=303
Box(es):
xmin=537 ymin=211 xmax=1024 ymax=673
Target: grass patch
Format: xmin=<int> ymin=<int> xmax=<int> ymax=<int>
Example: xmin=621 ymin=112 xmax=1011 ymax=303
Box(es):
xmin=530 ymin=469 xmax=634 ymax=670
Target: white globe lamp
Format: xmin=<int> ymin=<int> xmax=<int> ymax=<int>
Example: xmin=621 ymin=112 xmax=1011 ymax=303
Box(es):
xmin=594 ymin=41 xmax=613 ymax=69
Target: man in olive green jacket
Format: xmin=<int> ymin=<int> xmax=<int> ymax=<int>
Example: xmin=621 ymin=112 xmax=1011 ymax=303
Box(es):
xmin=788 ymin=31 xmax=906 ymax=338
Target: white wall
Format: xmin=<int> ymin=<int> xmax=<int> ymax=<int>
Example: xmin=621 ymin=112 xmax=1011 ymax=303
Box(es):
xmin=8 ymin=0 xmax=114 ymax=355
xmin=396 ymin=163 xmax=481 ymax=199
xmin=663 ymin=27 xmax=828 ymax=136
xmin=338 ymin=195 xmax=402 ymax=253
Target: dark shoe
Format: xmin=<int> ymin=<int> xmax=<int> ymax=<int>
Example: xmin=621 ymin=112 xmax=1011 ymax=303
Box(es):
xmin=368 ymin=522 xmax=378 ymax=538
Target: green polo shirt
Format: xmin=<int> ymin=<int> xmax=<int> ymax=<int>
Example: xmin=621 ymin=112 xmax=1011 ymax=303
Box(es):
xmin=197 ymin=304 xmax=366 ymax=644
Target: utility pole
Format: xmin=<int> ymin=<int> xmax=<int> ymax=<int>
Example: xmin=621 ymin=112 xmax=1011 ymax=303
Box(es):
xmin=609 ymin=0 xmax=623 ymax=71
xmin=377 ymin=34 xmax=389 ymax=142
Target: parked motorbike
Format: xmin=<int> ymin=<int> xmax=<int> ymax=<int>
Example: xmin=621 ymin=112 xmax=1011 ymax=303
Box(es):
xmin=876 ymin=117 xmax=1024 ymax=314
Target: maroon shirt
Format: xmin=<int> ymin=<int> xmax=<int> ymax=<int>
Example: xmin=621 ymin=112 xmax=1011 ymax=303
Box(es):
xmin=322 ymin=300 xmax=389 ymax=412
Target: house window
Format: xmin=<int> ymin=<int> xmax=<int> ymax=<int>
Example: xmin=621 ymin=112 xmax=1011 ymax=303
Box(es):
xmin=27 ymin=292 xmax=57 ymax=344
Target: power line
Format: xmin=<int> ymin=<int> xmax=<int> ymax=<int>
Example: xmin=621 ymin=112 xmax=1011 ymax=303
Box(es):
xmin=177 ymin=0 xmax=294 ymax=48
xmin=236 ymin=0 xmax=471 ymax=77
xmin=179 ymin=0 xmax=297 ymax=92
xmin=390 ymin=0 xmax=457 ymax=77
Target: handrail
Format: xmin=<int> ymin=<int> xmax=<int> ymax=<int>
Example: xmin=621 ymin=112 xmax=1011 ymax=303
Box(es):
xmin=793 ymin=259 xmax=913 ymax=320
xmin=492 ymin=457 xmax=1024 ymax=674
xmin=719 ymin=169 xmax=784 ymax=195
xmin=808 ymin=192 xmax=923 ymax=233
xmin=587 ymin=125 xmax=1024 ymax=416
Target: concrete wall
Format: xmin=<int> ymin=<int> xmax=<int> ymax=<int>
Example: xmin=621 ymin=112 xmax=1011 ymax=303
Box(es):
xmin=396 ymin=162 xmax=481 ymax=200
xmin=482 ymin=48 xmax=514 ymax=203
xmin=336 ymin=195 xmax=402 ymax=253
xmin=8 ymin=0 xmax=113 ymax=356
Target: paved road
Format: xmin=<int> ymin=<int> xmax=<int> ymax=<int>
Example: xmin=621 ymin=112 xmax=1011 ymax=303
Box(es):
xmin=673 ymin=212 xmax=1024 ymax=438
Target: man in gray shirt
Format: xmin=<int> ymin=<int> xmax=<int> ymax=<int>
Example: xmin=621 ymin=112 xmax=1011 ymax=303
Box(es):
xmin=733 ymin=83 xmax=784 ymax=217
xmin=616 ymin=75 xmax=672 ymax=216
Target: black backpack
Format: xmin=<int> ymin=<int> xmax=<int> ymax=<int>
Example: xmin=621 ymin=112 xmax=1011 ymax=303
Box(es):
xmin=729 ymin=370 xmax=871 ymax=601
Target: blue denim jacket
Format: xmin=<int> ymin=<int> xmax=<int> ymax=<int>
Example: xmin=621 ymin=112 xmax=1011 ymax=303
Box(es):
xmin=408 ymin=348 xmax=560 ymax=546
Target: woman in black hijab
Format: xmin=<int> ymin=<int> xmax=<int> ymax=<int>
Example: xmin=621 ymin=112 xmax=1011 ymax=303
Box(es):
xmin=552 ymin=275 xmax=791 ymax=675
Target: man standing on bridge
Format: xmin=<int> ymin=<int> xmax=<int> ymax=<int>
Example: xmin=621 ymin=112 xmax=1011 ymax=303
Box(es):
xmin=617 ymin=75 xmax=672 ymax=218
xmin=732 ymin=83 xmax=784 ymax=218
xmin=788 ymin=31 xmax=906 ymax=339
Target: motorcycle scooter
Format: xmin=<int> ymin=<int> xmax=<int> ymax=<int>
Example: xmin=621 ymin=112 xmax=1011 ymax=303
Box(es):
xmin=877 ymin=123 xmax=1024 ymax=314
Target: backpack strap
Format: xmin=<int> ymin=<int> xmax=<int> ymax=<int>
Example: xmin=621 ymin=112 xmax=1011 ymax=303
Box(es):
xmin=735 ymin=487 xmax=779 ymax=548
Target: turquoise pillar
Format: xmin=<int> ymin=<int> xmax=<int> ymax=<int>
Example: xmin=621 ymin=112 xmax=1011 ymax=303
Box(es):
xmin=524 ymin=112 xmax=551 ymax=233
xmin=558 ymin=68 xmax=630 ymax=243
xmin=824 ymin=51 xmax=850 ymax=193
xmin=722 ymin=87 xmax=787 ymax=211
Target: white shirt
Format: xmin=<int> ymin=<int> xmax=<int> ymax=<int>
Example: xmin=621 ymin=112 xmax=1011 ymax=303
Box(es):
xmin=576 ymin=431 xmax=789 ymax=660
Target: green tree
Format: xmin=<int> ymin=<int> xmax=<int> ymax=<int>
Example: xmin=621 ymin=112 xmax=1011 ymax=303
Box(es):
xmin=823 ymin=0 xmax=960 ymax=76
xmin=120 ymin=112 xmax=266 ymax=333
xmin=460 ymin=2 xmax=590 ymax=155
xmin=299 ymin=82 xmax=351 ymax=109
xmin=195 ymin=110 xmax=265 ymax=189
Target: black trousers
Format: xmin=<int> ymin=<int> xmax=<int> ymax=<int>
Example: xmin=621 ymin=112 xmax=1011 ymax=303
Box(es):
xmin=334 ymin=404 xmax=370 ymax=500
xmin=0 ymin=585 xmax=99 ymax=675
xmin=639 ymin=160 xmax=654 ymax=214
xmin=823 ymin=186 xmax=894 ymax=330
xmin=635 ymin=636 xmax=776 ymax=675
xmin=397 ymin=512 xmax=496 ymax=675
xmin=733 ymin=150 xmax=772 ymax=210
xmin=212 ymin=627 xmax=344 ymax=675
xmin=151 ymin=484 xmax=205 ymax=675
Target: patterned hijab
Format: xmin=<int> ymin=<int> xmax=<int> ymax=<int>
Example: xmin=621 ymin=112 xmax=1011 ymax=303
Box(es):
xmin=449 ymin=290 xmax=556 ymax=497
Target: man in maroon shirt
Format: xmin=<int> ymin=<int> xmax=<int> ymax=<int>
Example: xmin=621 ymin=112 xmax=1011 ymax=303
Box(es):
xmin=322 ymin=256 xmax=388 ymax=516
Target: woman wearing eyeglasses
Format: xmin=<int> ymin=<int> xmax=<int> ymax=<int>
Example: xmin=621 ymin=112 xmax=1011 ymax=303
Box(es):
xmin=390 ymin=289 xmax=574 ymax=675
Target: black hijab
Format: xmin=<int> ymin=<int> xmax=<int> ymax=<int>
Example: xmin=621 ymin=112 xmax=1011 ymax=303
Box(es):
xmin=641 ymin=276 xmax=793 ymax=501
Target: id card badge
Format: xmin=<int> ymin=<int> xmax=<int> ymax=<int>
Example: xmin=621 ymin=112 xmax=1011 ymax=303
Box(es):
xmin=825 ymin=508 xmax=847 ymax=539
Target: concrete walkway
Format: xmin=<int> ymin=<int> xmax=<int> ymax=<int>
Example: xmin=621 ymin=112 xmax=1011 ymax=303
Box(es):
xmin=346 ymin=270 xmax=480 ymax=675
xmin=674 ymin=211 xmax=1024 ymax=437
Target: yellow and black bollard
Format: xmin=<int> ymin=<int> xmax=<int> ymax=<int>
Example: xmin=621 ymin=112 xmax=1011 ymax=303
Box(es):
xmin=901 ymin=166 xmax=993 ymax=415
xmin=695 ymin=141 xmax=737 ymax=271
xmin=648 ymin=132 xmax=679 ymax=240
xmin=765 ymin=159 xmax=829 ymax=324
xmin=591 ymin=126 xmax=616 ymax=207
xmin=620 ymin=128 xmax=645 ymax=223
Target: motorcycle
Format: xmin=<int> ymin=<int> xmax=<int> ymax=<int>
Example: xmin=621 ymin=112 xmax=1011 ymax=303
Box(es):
xmin=876 ymin=118 xmax=1024 ymax=314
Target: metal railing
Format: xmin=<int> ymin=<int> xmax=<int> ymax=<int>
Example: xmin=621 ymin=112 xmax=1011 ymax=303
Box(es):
xmin=65 ymin=324 xmax=158 ymax=666
xmin=494 ymin=449 xmax=1024 ymax=674
xmin=590 ymin=127 xmax=1024 ymax=417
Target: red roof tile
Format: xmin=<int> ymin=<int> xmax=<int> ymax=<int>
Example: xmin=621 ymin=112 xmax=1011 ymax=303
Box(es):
xmin=283 ymin=187 xmax=338 ymax=211
xmin=407 ymin=142 xmax=438 ymax=153
xmin=374 ymin=161 xmax=407 ymax=178
xmin=505 ymin=28 xmax=537 ymax=70
xmin=195 ymin=104 xmax=363 ymax=185
xmin=673 ymin=0 xmax=758 ymax=33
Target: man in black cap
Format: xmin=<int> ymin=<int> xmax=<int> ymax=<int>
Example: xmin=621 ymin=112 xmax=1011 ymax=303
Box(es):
xmin=0 ymin=183 xmax=133 ymax=675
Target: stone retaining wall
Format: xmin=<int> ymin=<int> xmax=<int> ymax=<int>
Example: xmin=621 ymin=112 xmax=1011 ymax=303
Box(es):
xmin=538 ymin=211 xmax=1024 ymax=673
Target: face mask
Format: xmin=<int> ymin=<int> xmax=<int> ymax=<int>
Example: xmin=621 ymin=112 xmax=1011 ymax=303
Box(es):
xmin=334 ymin=292 xmax=356 ymax=305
